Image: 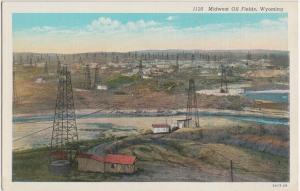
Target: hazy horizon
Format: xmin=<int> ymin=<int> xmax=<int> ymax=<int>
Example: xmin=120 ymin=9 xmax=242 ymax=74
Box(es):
xmin=13 ymin=13 xmax=288 ymax=53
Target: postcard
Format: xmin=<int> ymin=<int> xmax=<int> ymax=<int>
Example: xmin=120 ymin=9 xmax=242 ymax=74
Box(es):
xmin=1 ymin=1 xmax=298 ymax=191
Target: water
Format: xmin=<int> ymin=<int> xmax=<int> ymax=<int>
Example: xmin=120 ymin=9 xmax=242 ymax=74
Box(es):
xmin=13 ymin=111 xmax=289 ymax=126
xmin=244 ymin=90 xmax=289 ymax=103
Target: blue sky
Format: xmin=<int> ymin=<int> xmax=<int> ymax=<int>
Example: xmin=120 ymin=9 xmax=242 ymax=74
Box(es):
xmin=13 ymin=13 xmax=288 ymax=53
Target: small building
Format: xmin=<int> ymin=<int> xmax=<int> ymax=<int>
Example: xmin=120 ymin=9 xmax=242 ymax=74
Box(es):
xmin=104 ymin=154 xmax=136 ymax=174
xmin=76 ymin=153 xmax=136 ymax=174
xmin=35 ymin=77 xmax=46 ymax=84
xmin=177 ymin=118 xmax=191 ymax=128
xmin=152 ymin=124 xmax=171 ymax=134
xmin=97 ymin=85 xmax=108 ymax=90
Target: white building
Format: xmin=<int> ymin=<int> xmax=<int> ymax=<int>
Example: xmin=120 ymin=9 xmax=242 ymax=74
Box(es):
xmin=97 ymin=85 xmax=108 ymax=90
xmin=152 ymin=124 xmax=171 ymax=134
xmin=35 ymin=77 xmax=46 ymax=84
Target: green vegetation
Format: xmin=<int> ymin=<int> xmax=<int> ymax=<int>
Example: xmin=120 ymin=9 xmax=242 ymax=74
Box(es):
xmin=106 ymin=75 xmax=139 ymax=89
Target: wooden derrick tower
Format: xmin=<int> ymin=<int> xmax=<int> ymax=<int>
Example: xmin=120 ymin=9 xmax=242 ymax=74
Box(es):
xmin=186 ymin=79 xmax=200 ymax=128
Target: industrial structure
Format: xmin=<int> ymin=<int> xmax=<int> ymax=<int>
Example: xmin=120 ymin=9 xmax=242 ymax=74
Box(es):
xmin=56 ymin=56 xmax=61 ymax=74
xmin=49 ymin=65 xmax=79 ymax=174
xmin=13 ymin=69 xmax=20 ymax=105
xmin=138 ymin=59 xmax=143 ymax=79
xmin=175 ymin=54 xmax=180 ymax=73
xmin=93 ymin=64 xmax=100 ymax=89
xmin=83 ymin=64 xmax=92 ymax=89
xmin=44 ymin=56 xmax=49 ymax=77
xmin=186 ymin=78 xmax=200 ymax=128
xmin=220 ymin=64 xmax=228 ymax=93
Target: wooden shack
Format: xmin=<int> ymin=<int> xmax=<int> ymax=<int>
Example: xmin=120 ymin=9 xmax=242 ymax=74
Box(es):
xmin=177 ymin=118 xmax=191 ymax=128
xmin=152 ymin=124 xmax=171 ymax=134
xmin=76 ymin=153 xmax=136 ymax=174
xmin=76 ymin=153 xmax=105 ymax=172
xmin=104 ymin=154 xmax=136 ymax=174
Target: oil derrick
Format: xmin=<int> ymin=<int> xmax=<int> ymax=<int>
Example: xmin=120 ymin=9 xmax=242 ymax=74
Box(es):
xmin=186 ymin=79 xmax=200 ymax=128
xmin=94 ymin=53 xmax=97 ymax=62
xmin=13 ymin=54 xmax=16 ymax=65
xmin=191 ymin=53 xmax=195 ymax=64
xmin=57 ymin=57 xmax=61 ymax=74
xmin=134 ymin=52 xmax=137 ymax=60
xmin=246 ymin=51 xmax=251 ymax=65
xmin=44 ymin=56 xmax=49 ymax=76
xmin=29 ymin=56 xmax=33 ymax=67
xmin=20 ymin=55 xmax=23 ymax=65
xmin=220 ymin=64 xmax=228 ymax=93
xmin=50 ymin=65 xmax=79 ymax=164
xmin=104 ymin=53 xmax=107 ymax=63
xmin=84 ymin=64 xmax=92 ymax=89
xmin=34 ymin=55 xmax=38 ymax=67
xmin=138 ymin=59 xmax=143 ymax=79
xmin=13 ymin=69 xmax=20 ymax=105
xmin=93 ymin=65 xmax=100 ymax=89
xmin=175 ymin=54 xmax=180 ymax=73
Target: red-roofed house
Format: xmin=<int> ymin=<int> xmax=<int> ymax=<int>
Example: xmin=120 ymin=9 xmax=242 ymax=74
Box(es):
xmin=76 ymin=153 xmax=136 ymax=174
xmin=104 ymin=154 xmax=136 ymax=174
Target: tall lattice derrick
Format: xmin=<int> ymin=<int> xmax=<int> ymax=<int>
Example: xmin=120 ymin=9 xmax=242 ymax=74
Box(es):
xmin=138 ymin=59 xmax=143 ymax=79
xmin=191 ymin=53 xmax=195 ymax=64
xmin=50 ymin=65 xmax=79 ymax=162
xmin=220 ymin=64 xmax=228 ymax=93
xmin=84 ymin=64 xmax=92 ymax=89
xmin=44 ymin=56 xmax=49 ymax=76
xmin=93 ymin=65 xmax=100 ymax=89
xmin=186 ymin=79 xmax=200 ymax=128
xmin=175 ymin=54 xmax=180 ymax=73
xmin=246 ymin=51 xmax=251 ymax=65
xmin=13 ymin=70 xmax=20 ymax=105
xmin=57 ymin=55 xmax=61 ymax=74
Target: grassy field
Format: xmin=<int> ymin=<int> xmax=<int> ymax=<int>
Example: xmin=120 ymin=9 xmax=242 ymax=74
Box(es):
xmin=13 ymin=124 xmax=289 ymax=182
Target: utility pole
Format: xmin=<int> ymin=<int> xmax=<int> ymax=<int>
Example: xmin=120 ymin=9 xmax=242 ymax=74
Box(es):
xmin=186 ymin=79 xmax=200 ymax=128
xmin=50 ymin=65 xmax=79 ymax=163
xmin=230 ymin=160 xmax=234 ymax=182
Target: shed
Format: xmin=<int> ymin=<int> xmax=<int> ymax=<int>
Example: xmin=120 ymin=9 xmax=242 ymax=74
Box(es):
xmin=76 ymin=153 xmax=136 ymax=174
xmin=104 ymin=154 xmax=136 ymax=174
xmin=177 ymin=118 xmax=191 ymax=128
xmin=152 ymin=124 xmax=171 ymax=134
